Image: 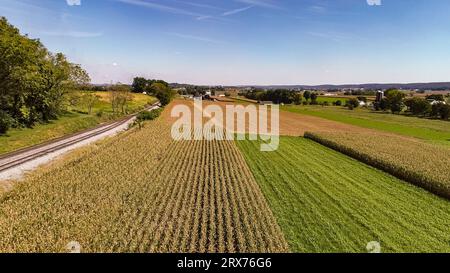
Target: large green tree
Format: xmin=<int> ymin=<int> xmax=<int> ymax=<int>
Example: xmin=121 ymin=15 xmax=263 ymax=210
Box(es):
xmin=404 ymin=97 xmax=431 ymax=116
xmin=131 ymin=77 xmax=148 ymax=93
xmin=0 ymin=17 xmax=90 ymax=132
xmin=385 ymin=90 xmax=406 ymax=113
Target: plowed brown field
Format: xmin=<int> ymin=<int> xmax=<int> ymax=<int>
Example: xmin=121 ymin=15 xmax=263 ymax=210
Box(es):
xmin=164 ymin=99 xmax=370 ymax=136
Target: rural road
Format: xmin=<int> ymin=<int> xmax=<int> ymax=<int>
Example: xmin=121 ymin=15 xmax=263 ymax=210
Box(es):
xmin=0 ymin=102 xmax=160 ymax=181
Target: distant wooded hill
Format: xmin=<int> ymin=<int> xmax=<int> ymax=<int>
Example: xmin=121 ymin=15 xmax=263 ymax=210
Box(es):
xmin=170 ymin=82 xmax=450 ymax=91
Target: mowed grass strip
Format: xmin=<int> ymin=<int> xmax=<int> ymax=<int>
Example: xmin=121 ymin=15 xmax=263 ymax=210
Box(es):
xmin=236 ymin=136 xmax=450 ymax=253
xmin=0 ymin=120 xmax=288 ymax=253
xmin=305 ymin=131 xmax=450 ymax=199
xmin=282 ymin=105 xmax=450 ymax=146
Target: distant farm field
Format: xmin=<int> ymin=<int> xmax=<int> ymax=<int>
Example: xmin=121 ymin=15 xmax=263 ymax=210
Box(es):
xmin=282 ymin=105 xmax=450 ymax=146
xmin=0 ymin=119 xmax=288 ymax=253
xmin=237 ymin=136 xmax=450 ymax=252
xmin=165 ymin=99 xmax=368 ymax=137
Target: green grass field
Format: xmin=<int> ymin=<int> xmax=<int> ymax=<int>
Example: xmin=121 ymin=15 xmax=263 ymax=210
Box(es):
xmin=315 ymin=96 xmax=345 ymax=104
xmin=282 ymin=105 xmax=450 ymax=146
xmin=0 ymin=113 xmax=99 ymax=155
xmin=0 ymin=92 xmax=156 ymax=155
xmin=237 ymin=136 xmax=450 ymax=253
xmin=316 ymin=95 xmax=376 ymax=104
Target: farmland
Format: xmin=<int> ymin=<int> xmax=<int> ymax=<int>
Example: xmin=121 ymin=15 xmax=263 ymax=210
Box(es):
xmin=237 ymin=136 xmax=450 ymax=253
xmin=282 ymin=105 xmax=450 ymax=146
xmin=165 ymin=99 xmax=369 ymax=137
xmin=305 ymin=131 xmax=450 ymax=199
xmin=0 ymin=118 xmax=287 ymax=253
xmin=2 ymin=0 xmax=450 ymax=257
xmin=0 ymin=92 xmax=156 ymax=155
xmin=1 ymin=99 xmax=449 ymax=253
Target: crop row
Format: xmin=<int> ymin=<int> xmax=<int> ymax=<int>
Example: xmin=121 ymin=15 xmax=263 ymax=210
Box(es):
xmin=304 ymin=131 xmax=450 ymax=199
xmin=0 ymin=118 xmax=288 ymax=252
xmin=237 ymin=136 xmax=450 ymax=252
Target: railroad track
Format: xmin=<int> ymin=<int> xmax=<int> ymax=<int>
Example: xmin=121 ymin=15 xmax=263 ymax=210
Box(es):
xmin=0 ymin=102 xmax=160 ymax=173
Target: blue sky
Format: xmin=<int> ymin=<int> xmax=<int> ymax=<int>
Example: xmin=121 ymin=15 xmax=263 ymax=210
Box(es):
xmin=1 ymin=0 xmax=450 ymax=85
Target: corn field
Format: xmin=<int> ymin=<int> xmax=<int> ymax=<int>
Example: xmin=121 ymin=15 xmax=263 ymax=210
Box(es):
xmin=0 ymin=120 xmax=288 ymax=253
xmin=305 ymin=131 xmax=450 ymax=200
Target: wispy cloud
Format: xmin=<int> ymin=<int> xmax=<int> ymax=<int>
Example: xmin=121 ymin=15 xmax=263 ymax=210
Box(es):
xmin=115 ymin=0 xmax=203 ymax=17
xmin=115 ymin=0 xmax=253 ymax=22
xmin=166 ymin=32 xmax=224 ymax=44
xmin=179 ymin=1 xmax=223 ymax=10
xmin=66 ymin=0 xmax=81 ymax=6
xmin=41 ymin=31 xmax=103 ymax=38
xmin=222 ymin=6 xmax=253 ymax=16
xmin=234 ymin=0 xmax=280 ymax=9
xmin=196 ymin=15 xmax=213 ymax=20
xmin=367 ymin=0 xmax=382 ymax=6
xmin=309 ymin=5 xmax=327 ymax=14
xmin=306 ymin=31 xmax=352 ymax=42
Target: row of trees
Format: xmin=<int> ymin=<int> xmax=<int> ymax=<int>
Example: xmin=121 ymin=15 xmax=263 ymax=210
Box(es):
xmin=0 ymin=17 xmax=90 ymax=134
xmin=353 ymin=89 xmax=450 ymax=120
xmin=131 ymin=77 xmax=175 ymax=106
xmin=244 ymin=89 xmax=324 ymax=105
xmin=403 ymin=96 xmax=450 ymax=120
xmin=244 ymin=89 xmax=300 ymax=104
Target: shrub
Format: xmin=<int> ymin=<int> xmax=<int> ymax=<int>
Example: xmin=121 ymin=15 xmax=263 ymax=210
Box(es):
xmin=375 ymin=98 xmax=390 ymax=111
xmin=426 ymin=94 xmax=445 ymax=101
xmin=0 ymin=111 xmax=13 ymax=135
xmin=357 ymin=96 xmax=367 ymax=103
xmin=333 ymin=100 xmax=342 ymax=106
xmin=430 ymin=103 xmax=450 ymax=119
xmin=439 ymin=104 xmax=450 ymax=120
xmin=156 ymin=89 xmax=176 ymax=106
xmin=136 ymin=108 xmax=163 ymax=122
xmin=404 ymin=97 xmax=431 ymax=116
xmin=346 ymin=98 xmax=359 ymax=110
xmin=292 ymin=93 xmax=302 ymax=105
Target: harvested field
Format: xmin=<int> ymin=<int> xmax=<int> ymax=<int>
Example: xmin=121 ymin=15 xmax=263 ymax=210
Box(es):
xmin=305 ymin=131 xmax=450 ymax=199
xmin=0 ymin=118 xmax=288 ymax=253
xmin=165 ymin=99 xmax=368 ymax=136
xmin=237 ymin=136 xmax=450 ymax=253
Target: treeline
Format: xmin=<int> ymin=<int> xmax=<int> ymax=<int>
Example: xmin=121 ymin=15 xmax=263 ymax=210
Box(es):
xmin=404 ymin=95 xmax=450 ymax=120
xmin=131 ymin=77 xmax=175 ymax=106
xmin=244 ymin=89 xmax=301 ymax=104
xmin=340 ymin=90 xmax=449 ymax=120
xmin=0 ymin=17 xmax=90 ymax=134
xmin=371 ymin=90 xmax=450 ymax=120
xmin=244 ymin=89 xmax=325 ymax=105
xmin=176 ymin=85 xmax=226 ymax=96
xmin=242 ymin=88 xmax=450 ymax=120
xmin=343 ymin=90 xmax=377 ymax=96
